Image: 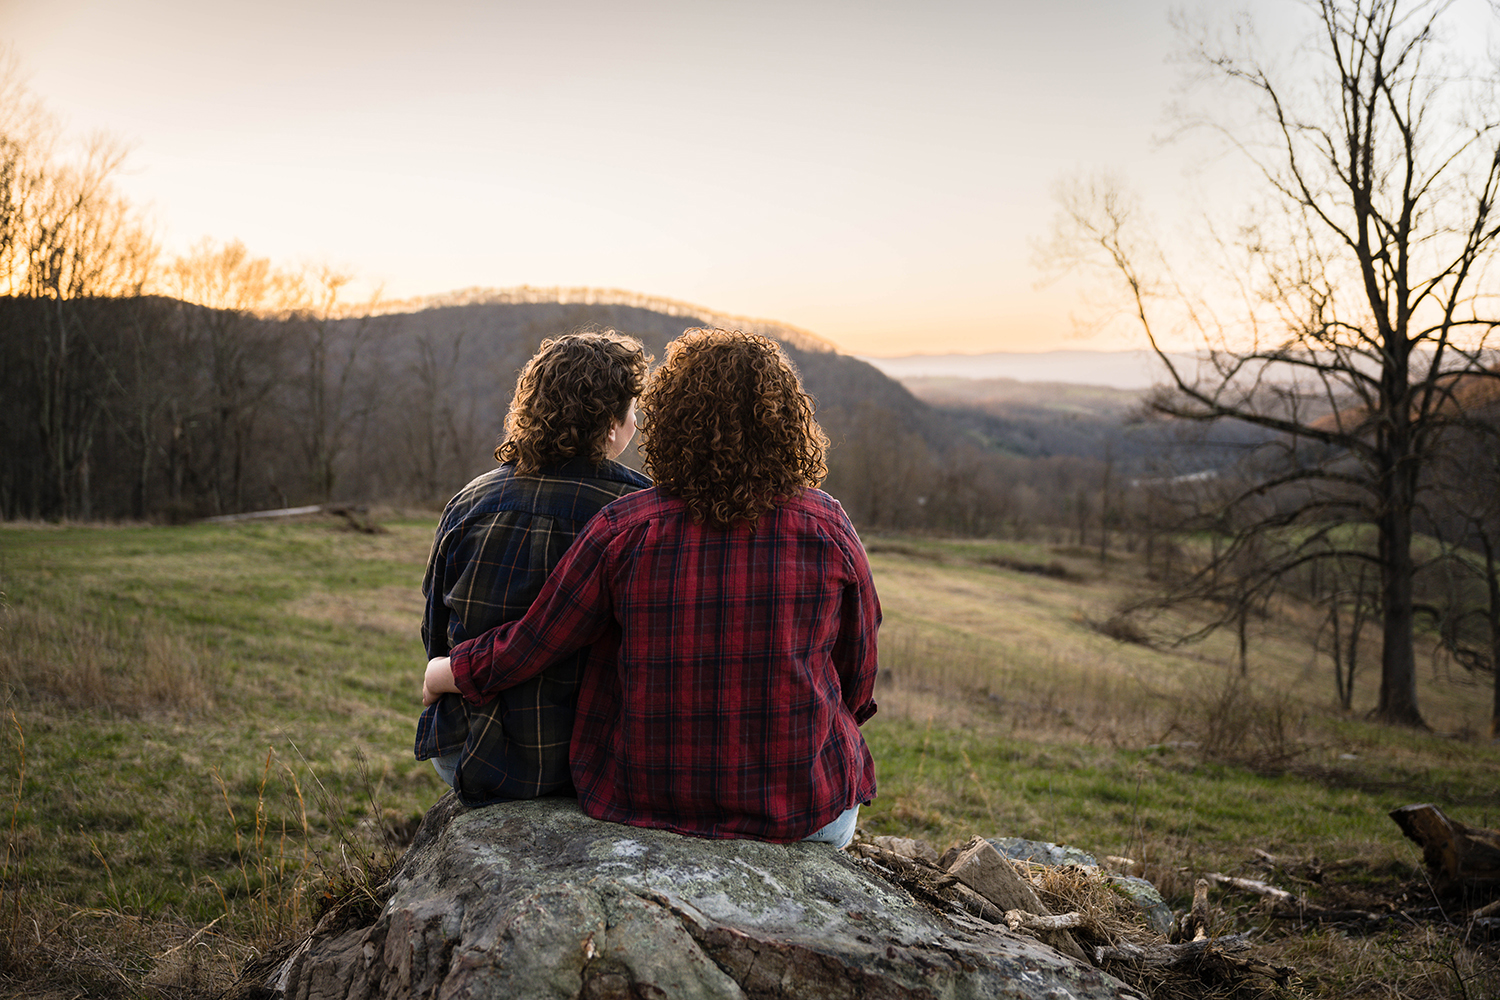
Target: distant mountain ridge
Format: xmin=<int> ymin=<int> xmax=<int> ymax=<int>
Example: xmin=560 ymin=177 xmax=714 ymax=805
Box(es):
xmin=861 ymin=350 xmax=1194 ymax=390
xmin=365 ymin=297 xmax=1240 ymax=471
xmin=375 ymin=286 xmax=837 ymax=355
xmin=375 ymin=291 xmax=1191 ymax=391
xmin=365 ymin=299 xmax=1257 ymax=476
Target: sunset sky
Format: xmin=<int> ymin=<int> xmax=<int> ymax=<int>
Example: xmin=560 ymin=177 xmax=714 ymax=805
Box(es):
xmin=3 ymin=0 xmax=1459 ymax=356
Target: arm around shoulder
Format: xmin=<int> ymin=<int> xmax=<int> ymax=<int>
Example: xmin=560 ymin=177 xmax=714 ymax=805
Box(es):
xmin=446 ymin=514 xmax=621 ymax=702
xmin=833 ymin=517 xmax=881 ymax=725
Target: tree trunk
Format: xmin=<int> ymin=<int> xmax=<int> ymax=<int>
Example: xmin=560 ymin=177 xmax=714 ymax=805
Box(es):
xmin=1330 ymin=600 xmax=1349 ymax=708
xmin=1375 ymin=460 xmax=1425 ymax=726
xmin=1237 ymin=601 xmax=1248 ymax=677
xmin=1484 ymin=539 xmax=1500 ymax=740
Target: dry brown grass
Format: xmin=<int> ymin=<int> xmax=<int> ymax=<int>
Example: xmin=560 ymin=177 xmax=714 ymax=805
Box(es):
xmin=866 ymin=536 xmax=1495 ymax=741
xmin=286 ymin=585 xmax=424 ymax=637
xmin=1027 ymin=862 xmax=1161 ymax=942
xmin=0 ymin=597 xmax=218 ymax=716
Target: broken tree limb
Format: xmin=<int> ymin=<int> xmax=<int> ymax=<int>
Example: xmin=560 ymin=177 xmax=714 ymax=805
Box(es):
xmin=850 ymin=843 xmax=1011 ymax=929
xmin=870 ymin=835 xmax=939 ymax=864
xmin=1204 ymin=874 xmax=1297 ymax=905
xmin=1095 ymin=931 xmax=1252 ymax=965
xmin=1095 ymin=933 xmax=1294 ymax=986
xmin=1390 ymin=803 xmax=1500 ymax=885
xmin=1005 ymin=909 xmax=1086 ymax=933
xmin=944 ymin=879 xmax=1007 ymax=924
xmin=199 ymin=502 xmax=382 ymax=532
xmin=1173 ymin=879 xmax=1213 ymax=943
xmin=202 ymin=504 xmax=325 ymax=523
xmin=1190 ymin=878 xmax=1211 ymax=941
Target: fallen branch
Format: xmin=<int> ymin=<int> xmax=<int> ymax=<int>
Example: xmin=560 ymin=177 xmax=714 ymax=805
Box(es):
xmin=1204 ymin=872 xmax=1388 ymax=926
xmin=1095 ymin=931 xmax=1252 ymax=966
xmin=1094 ymin=931 xmax=1294 ymax=984
xmin=1204 ymin=874 xmax=1295 ymax=905
xmin=1006 ymin=909 xmax=1086 ymax=933
xmin=1172 ymin=879 xmax=1213 ymax=943
xmin=200 ymin=503 xmax=383 ymax=533
xmin=202 ymin=504 xmax=325 ymax=523
xmin=945 ymin=880 xmax=1006 ymax=924
xmin=945 ymin=837 xmax=1090 ymax=963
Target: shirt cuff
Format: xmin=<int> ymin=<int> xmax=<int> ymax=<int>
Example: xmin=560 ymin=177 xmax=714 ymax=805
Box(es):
xmin=854 ymin=700 xmax=878 ymax=725
xmin=450 ymin=641 xmax=484 ymax=703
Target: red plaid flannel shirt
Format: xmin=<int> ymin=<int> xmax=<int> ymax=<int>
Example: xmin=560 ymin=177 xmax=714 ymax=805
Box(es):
xmin=449 ymin=486 xmax=880 ymax=842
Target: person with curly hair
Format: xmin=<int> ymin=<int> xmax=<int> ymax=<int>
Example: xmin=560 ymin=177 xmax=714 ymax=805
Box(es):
xmin=423 ymin=328 xmax=879 ymax=846
xmin=415 ymin=330 xmax=651 ymax=805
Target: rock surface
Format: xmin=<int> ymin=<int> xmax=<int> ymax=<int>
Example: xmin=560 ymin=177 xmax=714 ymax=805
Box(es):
xmin=276 ymin=795 xmax=1141 ymax=999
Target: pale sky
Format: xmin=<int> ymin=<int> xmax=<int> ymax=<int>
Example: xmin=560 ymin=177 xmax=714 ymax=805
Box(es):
xmin=0 ymin=0 xmax=1348 ymax=355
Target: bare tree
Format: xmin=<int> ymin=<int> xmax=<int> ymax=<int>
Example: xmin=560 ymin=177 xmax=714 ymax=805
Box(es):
xmin=0 ymin=57 xmax=157 ymax=518
xmin=286 ymin=266 xmax=384 ymax=501
xmin=1049 ymin=0 xmax=1500 ymax=726
xmin=166 ymin=239 xmax=293 ymax=513
xmin=400 ymin=323 xmax=485 ymax=502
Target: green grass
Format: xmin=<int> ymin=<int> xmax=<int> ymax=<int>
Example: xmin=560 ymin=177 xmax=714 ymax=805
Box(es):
xmin=0 ymin=516 xmax=441 ymax=993
xmin=859 ymin=717 xmax=1492 ymax=897
xmin=0 ymin=518 xmax=1497 ymax=997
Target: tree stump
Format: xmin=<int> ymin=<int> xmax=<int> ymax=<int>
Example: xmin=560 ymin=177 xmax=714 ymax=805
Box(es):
xmin=1390 ymin=803 xmax=1500 ymax=886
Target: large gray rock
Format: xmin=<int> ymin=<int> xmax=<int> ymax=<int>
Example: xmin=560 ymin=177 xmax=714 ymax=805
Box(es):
xmin=276 ymin=795 xmax=1141 ymax=999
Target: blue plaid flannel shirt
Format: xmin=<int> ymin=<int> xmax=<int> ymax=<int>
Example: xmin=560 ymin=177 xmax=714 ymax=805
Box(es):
xmin=414 ymin=456 xmax=649 ymax=804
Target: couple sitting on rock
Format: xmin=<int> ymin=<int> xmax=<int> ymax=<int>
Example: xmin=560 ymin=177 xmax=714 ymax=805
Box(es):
xmin=416 ymin=327 xmax=879 ymax=849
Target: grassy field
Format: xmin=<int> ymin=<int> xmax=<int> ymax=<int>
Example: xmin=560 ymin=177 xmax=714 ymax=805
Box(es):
xmin=0 ymin=517 xmax=1496 ymax=998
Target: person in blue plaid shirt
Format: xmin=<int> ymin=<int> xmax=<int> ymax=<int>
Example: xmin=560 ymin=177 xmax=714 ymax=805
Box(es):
xmin=414 ymin=330 xmax=651 ymax=804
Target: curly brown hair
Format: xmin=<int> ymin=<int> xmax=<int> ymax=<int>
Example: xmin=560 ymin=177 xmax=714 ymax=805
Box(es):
xmin=639 ymin=328 xmax=828 ymax=528
xmin=496 ymin=331 xmax=651 ymax=474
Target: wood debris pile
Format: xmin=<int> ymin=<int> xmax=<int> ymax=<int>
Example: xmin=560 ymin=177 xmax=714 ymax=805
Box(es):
xmin=847 ymin=834 xmax=1295 ymax=995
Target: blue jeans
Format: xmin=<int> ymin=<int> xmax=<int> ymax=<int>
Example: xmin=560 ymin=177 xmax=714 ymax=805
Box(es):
xmin=431 ymin=751 xmax=460 ymax=788
xmin=802 ymin=804 xmax=860 ymax=848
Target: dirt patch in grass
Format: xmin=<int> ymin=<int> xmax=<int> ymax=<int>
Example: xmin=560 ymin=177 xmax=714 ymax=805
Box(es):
xmin=863 ymin=540 xmax=948 ymax=562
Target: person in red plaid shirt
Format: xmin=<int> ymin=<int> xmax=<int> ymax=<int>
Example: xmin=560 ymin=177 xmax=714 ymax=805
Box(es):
xmin=424 ymin=328 xmax=879 ymax=845
xmin=415 ymin=331 xmax=651 ymax=804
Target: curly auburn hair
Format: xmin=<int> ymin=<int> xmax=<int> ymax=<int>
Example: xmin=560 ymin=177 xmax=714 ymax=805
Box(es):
xmin=496 ymin=331 xmax=650 ymax=474
xmin=639 ymin=328 xmax=828 ymax=528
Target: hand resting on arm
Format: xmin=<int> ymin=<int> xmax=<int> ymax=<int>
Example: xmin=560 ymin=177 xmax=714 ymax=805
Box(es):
xmin=422 ymin=656 xmax=456 ymax=706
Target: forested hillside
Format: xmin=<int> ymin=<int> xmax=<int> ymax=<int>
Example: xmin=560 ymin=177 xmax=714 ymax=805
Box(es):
xmin=0 ymin=286 xmax=1290 ymax=544
xmin=0 ymin=291 xmax=1075 ymax=532
xmin=0 ymin=297 xmax=805 ymax=511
